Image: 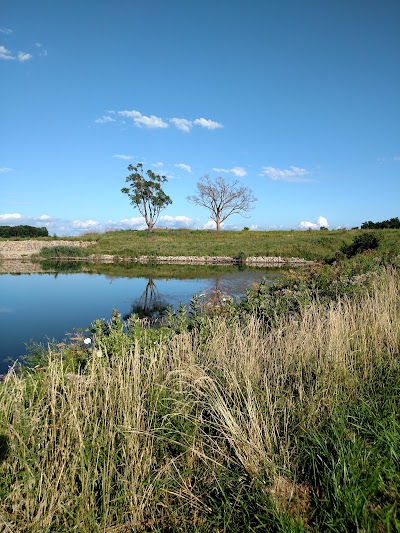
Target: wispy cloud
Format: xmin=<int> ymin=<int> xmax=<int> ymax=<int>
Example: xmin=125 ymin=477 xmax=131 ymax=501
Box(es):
xmin=193 ymin=118 xmax=223 ymax=130
xmin=134 ymin=114 xmax=168 ymax=128
xmin=0 ymin=45 xmax=14 ymax=60
xmin=34 ymin=214 xmax=51 ymax=221
xmin=113 ymin=154 xmax=132 ymax=160
xmin=99 ymin=109 xmax=223 ymax=132
xmin=17 ymin=51 xmax=32 ymax=62
xmin=170 ymin=118 xmax=192 ymax=132
xmin=0 ymin=45 xmax=32 ymax=62
xmin=0 ymin=28 xmax=13 ymax=35
xmin=117 ymin=109 xmax=168 ymax=128
xmin=0 ymin=167 xmax=13 ymax=174
xmin=261 ymin=166 xmax=315 ymax=183
xmin=35 ymin=42 xmax=48 ymax=56
xmin=174 ymin=163 xmax=192 ymax=173
xmin=118 ymin=110 xmax=141 ymax=118
xmin=71 ymin=219 xmax=99 ymax=229
xmin=95 ymin=115 xmax=116 ymax=123
xmin=152 ymin=162 xmax=164 ymax=168
xmin=212 ymin=166 xmax=247 ymax=177
xmin=394 ymin=156 xmax=400 ymax=161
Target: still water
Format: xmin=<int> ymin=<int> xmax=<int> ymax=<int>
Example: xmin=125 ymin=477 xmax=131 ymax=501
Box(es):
xmin=0 ymin=262 xmax=282 ymax=373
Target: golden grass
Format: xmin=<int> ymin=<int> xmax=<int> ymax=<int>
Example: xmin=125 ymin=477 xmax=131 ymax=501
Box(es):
xmin=0 ymin=268 xmax=399 ymax=530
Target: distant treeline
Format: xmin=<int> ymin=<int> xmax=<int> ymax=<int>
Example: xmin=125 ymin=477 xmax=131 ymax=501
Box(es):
xmin=361 ymin=217 xmax=400 ymax=230
xmin=0 ymin=225 xmax=49 ymax=238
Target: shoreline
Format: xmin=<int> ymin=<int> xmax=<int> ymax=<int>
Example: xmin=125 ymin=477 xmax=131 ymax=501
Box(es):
xmin=0 ymin=240 xmax=313 ymax=267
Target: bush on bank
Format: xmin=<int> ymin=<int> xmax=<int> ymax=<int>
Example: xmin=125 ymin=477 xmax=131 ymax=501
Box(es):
xmin=0 ymin=250 xmax=399 ymax=532
xmin=38 ymin=245 xmax=91 ymax=258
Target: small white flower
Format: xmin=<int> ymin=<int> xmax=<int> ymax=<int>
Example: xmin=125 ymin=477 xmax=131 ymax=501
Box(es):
xmin=96 ymin=349 xmax=102 ymax=358
xmin=84 ymin=338 xmax=92 ymax=345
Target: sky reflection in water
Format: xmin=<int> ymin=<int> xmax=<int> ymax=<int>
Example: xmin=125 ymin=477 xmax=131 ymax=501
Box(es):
xmin=0 ymin=264 xmax=282 ymax=373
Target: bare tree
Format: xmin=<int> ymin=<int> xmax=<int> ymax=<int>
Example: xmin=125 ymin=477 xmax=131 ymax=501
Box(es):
xmin=188 ymin=175 xmax=256 ymax=230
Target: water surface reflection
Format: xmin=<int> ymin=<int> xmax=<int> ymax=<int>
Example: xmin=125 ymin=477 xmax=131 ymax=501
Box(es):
xmin=0 ymin=261 xmax=284 ymax=372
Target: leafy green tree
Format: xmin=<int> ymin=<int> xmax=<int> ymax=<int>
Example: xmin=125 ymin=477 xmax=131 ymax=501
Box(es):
xmin=361 ymin=217 xmax=400 ymax=229
xmin=121 ymin=163 xmax=172 ymax=232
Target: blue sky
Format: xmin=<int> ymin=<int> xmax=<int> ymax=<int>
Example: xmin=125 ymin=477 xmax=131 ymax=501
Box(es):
xmin=1 ymin=0 xmax=399 ymax=235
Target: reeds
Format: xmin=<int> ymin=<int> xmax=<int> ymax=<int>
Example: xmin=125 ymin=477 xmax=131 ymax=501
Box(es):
xmin=0 ymin=267 xmax=399 ymax=531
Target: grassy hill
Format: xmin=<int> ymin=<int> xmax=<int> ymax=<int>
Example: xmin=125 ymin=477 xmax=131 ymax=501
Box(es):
xmin=76 ymin=228 xmax=400 ymax=262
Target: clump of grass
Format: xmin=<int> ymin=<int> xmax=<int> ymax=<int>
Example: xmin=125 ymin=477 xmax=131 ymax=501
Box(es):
xmin=0 ymin=262 xmax=399 ymax=530
xmin=38 ymin=245 xmax=91 ymax=258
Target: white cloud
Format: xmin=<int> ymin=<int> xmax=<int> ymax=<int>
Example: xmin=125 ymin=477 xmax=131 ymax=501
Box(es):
xmin=118 ymin=109 xmax=168 ymax=128
xmin=212 ymin=166 xmax=247 ymax=177
xmin=261 ymin=166 xmax=314 ymax=182
xmin=0 ymin=45 xmax=33 ymax=62
xmin=299 ymin=216 xmax=329 ymax=230
xmin=194 ymin=118 xmax=223 ymax=130
xmin=35 ymin=214 xmax=51 ymax=221
xmin=0 ymin=167 xmax=13 ymax=174
xmin=118 ymin=109 xmax=167 ymax=128
xmin=35 ymin=43 xmax=48 ymax=56
xmin=202 ymin=220 xmax=224 ymax=230
xmin=152 ymin=162 xmax=164 ymax=168
xmin=134 ymin=114 xmax=168 ymax=128
xmin=174 ymin=163 xmax=191 ymax=173
xmin=107 ymin=110 xmax=222 ymax=132
xmin=299 ymin=221 xmax=318 ymax=229
xmin=116 ymin=217 xmax=147 ymax=230
xmin=71 ymin=219 xmax=99 ymax=229
xmin=95 ymin=115 xmax=115 ymax=124
xmin=113 ymin=154 xmax=132 ymax=160
xmin=0 ymin=213 xmax=22 ymax=221
xmin=159 ymin=215 xmax=193 ymax=228
xmin=17 ymin=51 xmax=32 ymax=62
xmin=0 ymin=46 xmax=14 ymax=60
xmin=231 ymin=167 xmax=247 ymax=177
xmin=0 ymin=28 xmax=13 ymax=35
xmin=170 ymin=118 xmax=192 ymax=132
xmin=118 ymin=110 xmax=142 ymax=118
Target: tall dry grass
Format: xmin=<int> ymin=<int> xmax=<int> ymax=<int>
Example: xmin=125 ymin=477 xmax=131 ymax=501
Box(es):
xmin=0 ymin=268 xmax=399 ymax=531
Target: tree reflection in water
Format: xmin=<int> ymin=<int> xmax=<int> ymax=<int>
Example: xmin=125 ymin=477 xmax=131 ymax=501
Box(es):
xmin=123 ymin=278 xmax=170 ymax=322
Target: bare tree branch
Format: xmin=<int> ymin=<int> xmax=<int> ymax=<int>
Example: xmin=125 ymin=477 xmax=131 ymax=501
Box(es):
xmin=188 ymin=175 xmax=256 ymax=230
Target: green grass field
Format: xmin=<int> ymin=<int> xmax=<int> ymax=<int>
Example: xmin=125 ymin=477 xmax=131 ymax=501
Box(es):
xmin=2 ymin=228 xmax=399 ymax=262
xmin=74 ymin=228 xmax=400 ymax=262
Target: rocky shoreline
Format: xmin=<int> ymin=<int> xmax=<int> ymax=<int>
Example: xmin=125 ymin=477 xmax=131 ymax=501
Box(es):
xmin=0 ymin=240 xmax=313 ymax=269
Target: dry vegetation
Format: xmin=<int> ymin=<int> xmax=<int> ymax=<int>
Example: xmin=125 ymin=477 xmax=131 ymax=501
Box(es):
xmin=0 ymin=254 xmax=399 ymax=531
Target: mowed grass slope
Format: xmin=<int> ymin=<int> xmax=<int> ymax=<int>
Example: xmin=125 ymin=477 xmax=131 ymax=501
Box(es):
xmin=78 ymin=228 xmax=400 ymax=261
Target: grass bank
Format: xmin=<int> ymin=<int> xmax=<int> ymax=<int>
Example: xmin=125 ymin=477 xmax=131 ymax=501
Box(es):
xmin=0 ymin=252 xmax=399 ymax=531
xmin=77 ymin=228 xmax=400 ymax=262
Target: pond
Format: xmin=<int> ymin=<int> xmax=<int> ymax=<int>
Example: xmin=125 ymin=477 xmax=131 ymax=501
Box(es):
xmin=0 ymin=261 xmax=284 ymax=374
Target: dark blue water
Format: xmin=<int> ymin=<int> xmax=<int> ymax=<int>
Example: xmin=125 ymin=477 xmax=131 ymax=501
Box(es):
xmin=0 ymin=265 xmax=281 ymax=373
